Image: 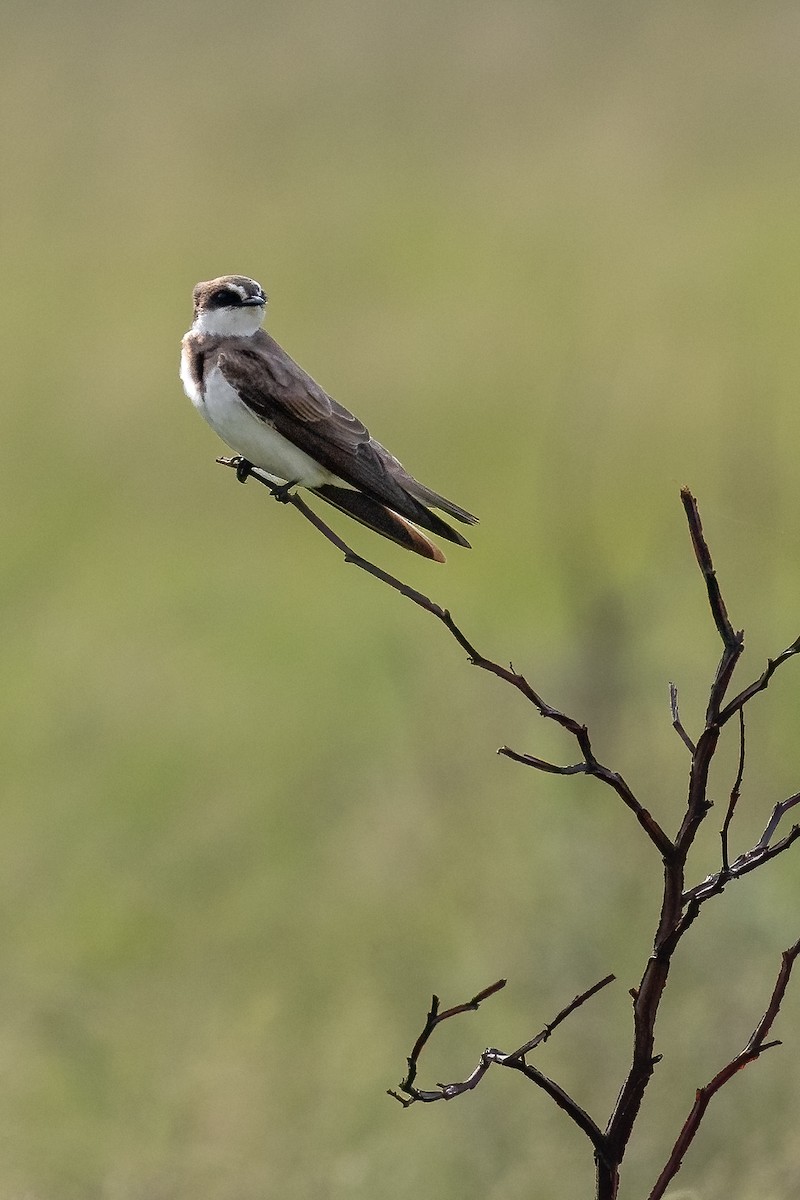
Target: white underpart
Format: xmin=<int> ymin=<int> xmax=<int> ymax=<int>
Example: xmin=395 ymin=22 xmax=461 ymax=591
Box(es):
xmin=194 ymin=305 xmax=265 ymax=337
xmin=181 ymin=355 xmax=341 ymax=488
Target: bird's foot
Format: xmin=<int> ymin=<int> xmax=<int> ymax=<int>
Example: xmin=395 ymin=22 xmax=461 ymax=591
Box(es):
xmin=234 ymin=457 xmax=255 ymax=483
xmin=215 ymin=455 xmax=254 ymax=482
xmin=272 ymin=479 xmax=298 ymax=503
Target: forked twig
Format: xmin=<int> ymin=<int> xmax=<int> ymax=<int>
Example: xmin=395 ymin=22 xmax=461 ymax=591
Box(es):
xmin=389 ymin=974 xmax=615 ymax=1158
xmin=683 ymin=789 xmax=800 ymax=906
xmin=387 ymin=978 xmax=507 ymax=1106
xmin=718 ymin=636 xmax=800 ymax=727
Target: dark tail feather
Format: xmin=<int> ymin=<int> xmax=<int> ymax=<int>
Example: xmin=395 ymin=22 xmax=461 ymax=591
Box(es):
xmin=405 ymin=501 xmax=473 ymax=547
xmin=379 ymin=485 xmax=474 ymax=548
xmin=405 ymin=482 xmax=479 ymax=528
xmin=312 ymin=486 xmax=447 ymax=562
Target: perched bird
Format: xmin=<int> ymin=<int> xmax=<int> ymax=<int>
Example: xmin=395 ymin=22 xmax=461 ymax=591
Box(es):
xmin=180 ymin=275 xmax=478 ymax=561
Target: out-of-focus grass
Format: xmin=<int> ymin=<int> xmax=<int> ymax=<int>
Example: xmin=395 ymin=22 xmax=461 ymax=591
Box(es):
xmin=2 ymin=2 xmax=800 ymax=1197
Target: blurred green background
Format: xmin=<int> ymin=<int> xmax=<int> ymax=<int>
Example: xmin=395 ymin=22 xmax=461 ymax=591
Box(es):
xmin=3 ymin=1 xmax=800 ymax=1197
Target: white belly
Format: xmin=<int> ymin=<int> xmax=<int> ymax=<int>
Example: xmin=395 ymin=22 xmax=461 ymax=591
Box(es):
xmin=183 ymin=358 xmax=337 ymax=488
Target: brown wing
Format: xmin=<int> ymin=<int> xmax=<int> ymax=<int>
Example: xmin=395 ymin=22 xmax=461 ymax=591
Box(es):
xmin=215 ymin=333 xmax=474 ymax=546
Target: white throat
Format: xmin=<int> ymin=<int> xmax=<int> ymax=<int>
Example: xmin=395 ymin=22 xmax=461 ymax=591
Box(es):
xmin=194 ymin=305 xmax=265 ymax=337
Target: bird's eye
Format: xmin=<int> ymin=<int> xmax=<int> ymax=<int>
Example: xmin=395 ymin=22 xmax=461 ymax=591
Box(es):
xmin=211 ymin=288 xmax=240 ymax=306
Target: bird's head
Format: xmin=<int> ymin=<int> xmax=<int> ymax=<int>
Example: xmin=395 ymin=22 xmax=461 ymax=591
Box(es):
xmin=191 ymin=275 xmax=267 ymax=336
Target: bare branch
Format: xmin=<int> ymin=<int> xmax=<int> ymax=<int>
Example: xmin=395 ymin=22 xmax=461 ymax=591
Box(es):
xmin=669 ymin=682 xmax=696 ymax=754
xmin=221 ymin=457 xmax=673 ymax=858
xmin=647 ymin=939 xmax=800 ymax=1200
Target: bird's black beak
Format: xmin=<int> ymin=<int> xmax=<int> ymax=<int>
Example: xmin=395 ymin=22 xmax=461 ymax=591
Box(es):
xmin=241 ymin=295 xmax=266 ymax=307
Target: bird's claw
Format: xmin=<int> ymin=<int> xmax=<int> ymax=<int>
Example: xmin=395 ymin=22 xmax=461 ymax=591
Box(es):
xmin=272 ymin=480 xmax=297 ymax=503
xmin=215 ymin=455 xmax=254 ymax=483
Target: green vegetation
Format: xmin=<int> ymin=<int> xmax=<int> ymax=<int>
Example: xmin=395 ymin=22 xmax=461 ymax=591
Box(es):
xmin=3 ymin=3 xmax=800 ymax=1196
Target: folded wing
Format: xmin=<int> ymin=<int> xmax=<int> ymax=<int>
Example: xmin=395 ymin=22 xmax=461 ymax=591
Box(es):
xmin=216 ymin=335 xmax=478 ymax=548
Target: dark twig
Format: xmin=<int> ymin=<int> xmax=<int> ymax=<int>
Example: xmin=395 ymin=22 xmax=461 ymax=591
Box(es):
xmin=669 ymin=682 xmax=696 ymax=754
xmin=387 ymin=978 xmax=507 ymax=1106
xmin=647 ymin=939 xmax=800 ymax=1200
xmin=507 ymin=974 xmax=616 ymax=1059
xmin=757 ymin=791 xmax=800 ymax=849
xmin=721 ymin=709 xmax=746 ymax=873
xmin=498 ymin=1055 xmax=609 ymax=1157
xmin=679 ymin=487 xmax=744 ymax=734
xmin=718 ymin=636 xmax=800 ymax=727
xmin=497 ymin=745 xmax=671 ymax=855
xmin=679 ymin=488 xmax=738 ymax=653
